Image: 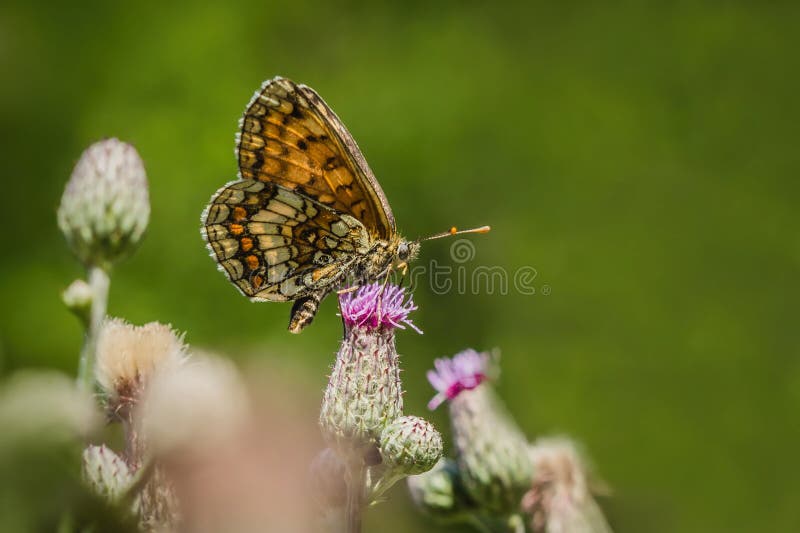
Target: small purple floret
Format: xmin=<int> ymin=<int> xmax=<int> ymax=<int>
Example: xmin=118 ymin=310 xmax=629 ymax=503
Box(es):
xmin=426 ymin=349 xmax=490 ymax=410
xmin=338 ymin=283 xmax=422 ymax=333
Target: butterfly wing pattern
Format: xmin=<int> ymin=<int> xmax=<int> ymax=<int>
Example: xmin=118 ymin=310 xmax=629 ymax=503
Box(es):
xmin=202 ymin=77 xmax=404 ymax=332
xmin=238 ymin=77 xmax=395 ymax=238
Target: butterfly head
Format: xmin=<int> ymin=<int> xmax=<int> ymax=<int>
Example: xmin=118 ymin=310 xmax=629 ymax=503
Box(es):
xmin=396 ymin=239 xmax=420 ymax=264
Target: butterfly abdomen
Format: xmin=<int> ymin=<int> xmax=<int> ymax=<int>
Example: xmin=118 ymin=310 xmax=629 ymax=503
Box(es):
xmin=289 ymin=292 xmax=327 ymax=333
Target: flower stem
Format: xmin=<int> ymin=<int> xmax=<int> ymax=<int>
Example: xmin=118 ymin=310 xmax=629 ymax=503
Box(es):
xmin=77 ymin=265 xmax=110 ymax=393
xmin=345 ymin=460 xmax=365 ymax=533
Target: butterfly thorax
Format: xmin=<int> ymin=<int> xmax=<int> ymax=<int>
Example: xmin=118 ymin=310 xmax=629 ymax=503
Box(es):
xmin=352 ymin=235 xmax=419 ymax=284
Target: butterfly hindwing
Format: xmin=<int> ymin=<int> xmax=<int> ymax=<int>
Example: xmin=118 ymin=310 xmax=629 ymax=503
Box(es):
xmin=237 ymin=77 xmax=395 ymax=240
xmin=202 ymin=179 xmax=371 ymax=302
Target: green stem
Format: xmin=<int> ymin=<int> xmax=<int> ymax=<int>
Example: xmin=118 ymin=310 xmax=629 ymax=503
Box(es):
xmin=345 ymin=460 xmax=365 ymax=533
xmin=77 ymin=265 xmax=110 ymax=394
xmin=367 ymin=470 xmax=403 ymax=504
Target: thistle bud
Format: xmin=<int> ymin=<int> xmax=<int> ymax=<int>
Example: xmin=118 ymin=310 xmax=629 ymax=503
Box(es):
xmin=380 ymin=415 xmax=442 ymax=476
xmin=319 ymin=284 xmax=420 ymax=459
xmin=62 ymin=279 xmax=93 ymax=326
xmin=58 ymin=138 xmax=150 ymax=268
xmin=82 ymin=444 xmax=135 ymax=503
xmin=427 ymin=349 xmax=532 ymax=515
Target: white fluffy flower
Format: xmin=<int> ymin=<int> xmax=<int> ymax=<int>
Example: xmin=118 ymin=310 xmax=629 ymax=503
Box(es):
xmin=95 ymin=318 xmax=188 ymax=414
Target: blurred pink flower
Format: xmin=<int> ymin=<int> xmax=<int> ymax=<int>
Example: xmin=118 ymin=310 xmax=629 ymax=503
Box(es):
xmin=426 ymin=349 xmax=491 ymax=410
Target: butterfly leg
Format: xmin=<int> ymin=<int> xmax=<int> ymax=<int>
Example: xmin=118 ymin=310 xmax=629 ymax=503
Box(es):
xmin=376 ymin=260 xmax=404 ymax=317
xmin=336 ymin=285 xmax=360 ymax=295
xmin=288 ymin=290 xmax=328 ymax=333
xmin=395 ymin=262 xmax=411 ymax=290
xmin=396 ymin=261 xmax=409 ymax=277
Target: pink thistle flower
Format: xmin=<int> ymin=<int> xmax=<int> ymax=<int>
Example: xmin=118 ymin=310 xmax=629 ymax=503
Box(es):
xmin=338 ymin=283 xmax=422 ymax=333
xmin=426 ymin=349 xmax=491 ymax=410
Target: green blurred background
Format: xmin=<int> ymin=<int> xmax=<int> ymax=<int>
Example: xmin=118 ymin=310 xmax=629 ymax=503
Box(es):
xmin=1 ymin=1 xmax=798 ymax=531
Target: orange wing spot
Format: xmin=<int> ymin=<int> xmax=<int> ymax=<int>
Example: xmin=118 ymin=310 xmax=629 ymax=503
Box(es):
xmin=245 ymin=255 xmax=259 ymax=269
xmin=241 ymin=237 xmax=254 ymax=252
xmin=233 ymin=207 xmax=247 ymax=221
xmin=252 ymin=274 xmax=264 ymax=288
xmin=230 ymin=223 xmax=244 ymax=236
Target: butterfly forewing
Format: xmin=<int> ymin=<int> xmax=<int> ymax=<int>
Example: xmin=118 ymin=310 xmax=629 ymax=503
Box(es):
xmin=237 ymin=77 xmax=395 ymax=239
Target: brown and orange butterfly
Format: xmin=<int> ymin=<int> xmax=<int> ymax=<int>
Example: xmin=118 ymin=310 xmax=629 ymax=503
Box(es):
xmin=201 ymin=77 xmax=488 ymax=333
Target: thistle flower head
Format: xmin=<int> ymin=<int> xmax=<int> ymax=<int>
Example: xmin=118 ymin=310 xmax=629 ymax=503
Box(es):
xmin=522 ymin=438 xmax=613 ymax=533
xmin=339 ymin=283 xmax=421 ymax=333
xmin=432 ymin=348 xmax=532 ymax=515
xmin=321 ymin=283 xmax=420 ymax=459
xmin=427 ymin=349 xmax=492 ymax=410
xmin=58 ymin=138 xmax=150 ymax=268
xmin=95 ymin=318 xmax=188 ymax=417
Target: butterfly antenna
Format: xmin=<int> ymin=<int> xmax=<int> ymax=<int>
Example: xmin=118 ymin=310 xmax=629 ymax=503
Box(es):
xmin=419 ymin=225 xmax=491 ymax=242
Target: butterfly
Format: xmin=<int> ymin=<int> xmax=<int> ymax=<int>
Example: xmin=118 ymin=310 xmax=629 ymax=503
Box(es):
xmin=201 ymin=77 xmax=488 ymax=333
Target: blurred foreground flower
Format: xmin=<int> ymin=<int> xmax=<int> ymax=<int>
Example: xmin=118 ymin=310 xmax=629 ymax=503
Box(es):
xmin=522 ymin=438 xmax=612 ymax=533
xmin=96 ymin=318 xmax=188 ymax=426
xmin=79 ymin=352 xmax=319 ymax=533
xmin=90 ymin=318 xmax=190 ymax=530
xmin=88 ymin=326 xmax=318 ymax=532
xmin=139 ymin=354 xmax=249 ymax=458
xmin=0 ymin=372 xmax=137 ymax=533
xmin=0 ymin=371 xmax=100 ymax=450
xmin=144 ymin=359 xmax=319 ymax=533
xmin=317 ymin=283 xmax=441 ymax=531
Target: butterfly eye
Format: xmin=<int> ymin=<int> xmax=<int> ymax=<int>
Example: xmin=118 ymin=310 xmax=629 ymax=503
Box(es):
xmin=397 ymin=242 xmax=409 ymax=261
